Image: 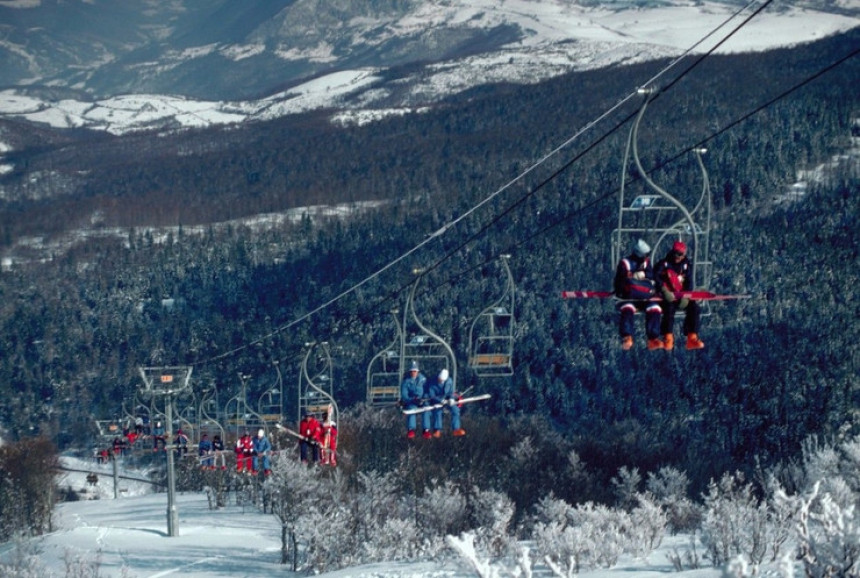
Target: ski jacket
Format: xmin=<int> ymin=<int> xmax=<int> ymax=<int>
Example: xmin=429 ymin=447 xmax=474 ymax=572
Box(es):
xmin=253 ymin=435 xmax=271 ymax=455
xmin=400 ymin=372 xmax=427 ymax=404
xmin=427 ymin=376 xmax=455 ymax=404
xmin=198 ymin=438 xmax=212 ymax=456
xmin=655 ymin=253 xmax=693 ymax=292
xmin=613 ymin=253 xmax=656 ymax=299
xmin=299 ymin=416 xmax=322 ymax=442
xmin=212 ymin=438 xmax=224 ymax=452
xmin=236 ymin=435 xmax=254 ymax=456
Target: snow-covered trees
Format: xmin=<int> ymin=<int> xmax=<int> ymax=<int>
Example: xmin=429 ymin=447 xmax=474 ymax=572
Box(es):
xmin=529 ymin=492 xmax=667 ymax=576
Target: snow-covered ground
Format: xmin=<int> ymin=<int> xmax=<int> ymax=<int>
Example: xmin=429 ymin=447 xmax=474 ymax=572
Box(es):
xmin=0 ymin=456 xmax=764 ymax=578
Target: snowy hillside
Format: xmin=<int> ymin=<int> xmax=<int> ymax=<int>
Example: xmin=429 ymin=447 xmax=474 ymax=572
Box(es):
xmin=0 ymin=1 xmax=857 ymax=135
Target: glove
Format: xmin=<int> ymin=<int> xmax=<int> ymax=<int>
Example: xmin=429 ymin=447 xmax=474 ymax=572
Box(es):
xmin=632 ymin=271 xmax=646 ymax=280
xmin=661 ymin=286 xmax=675 ymax=302
xmin=679 ymin=297 xmax=690 ymax=309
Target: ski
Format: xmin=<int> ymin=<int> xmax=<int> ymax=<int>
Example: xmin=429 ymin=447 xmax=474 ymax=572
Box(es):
xmin=274 ymin=423 xmax=319 ymax=446
xmin=402 ymin=394 xmax=492 ymax=415
xmin=561 ymin=290 xmax=750 ymax=301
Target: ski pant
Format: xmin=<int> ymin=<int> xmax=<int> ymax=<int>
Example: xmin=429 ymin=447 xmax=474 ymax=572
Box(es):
xmin=618 ymin=301 xmax=662 ymax=340
xmin=236 ymin=454 xmax=253 ymax=472
xmin=431 ymin=404 xmax=461 ymax=431
xmin=253 ymin=454 xmax=270 ymax=472
xmin=661 ymin=299 xmax=701 ymax=336
xmin=403 ymin=403 xmax=431 ymax=432
xmin=300 ymin=441 xmax=319 ymax=463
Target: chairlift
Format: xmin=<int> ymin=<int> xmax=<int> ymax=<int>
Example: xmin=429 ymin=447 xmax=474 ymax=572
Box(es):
xmin=366 ymin=313 xmax=404 ymax=406
xmin=401 ymin=269 xmax=457 ymax=388
xmin=611 ymin=89 xmax=713 ymax=303
xmin=298 ymin=342 xmax=338 ymax=425
xmin=467 ymin=255 xmax=515 ymax=377
xmin=257 ymin=360 xmax=284 ymax=425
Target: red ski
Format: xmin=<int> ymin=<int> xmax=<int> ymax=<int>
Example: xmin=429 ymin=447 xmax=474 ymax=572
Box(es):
xmin=562 ymin=290 xmax=750 ymax=301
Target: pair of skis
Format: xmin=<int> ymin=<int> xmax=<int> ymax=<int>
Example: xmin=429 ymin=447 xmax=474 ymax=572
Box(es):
xmin=561 ymin=290 xmax=750 ymax=301
xmin=401 ymin=394 xmax=492 ymax=415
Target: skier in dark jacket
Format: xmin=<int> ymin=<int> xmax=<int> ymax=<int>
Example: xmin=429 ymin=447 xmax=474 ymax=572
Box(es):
xmin=613 ymin=238 xmax=664 ymax=351
xmin=212 ymin=434 xmax=226 ymax=470
xmin=655 ymin=240 xmax=704 ymax=350
xmin=198 ymin=433 xmax=214 ymax=469
xmin=400 ymin=360 xmax=430 ymax=438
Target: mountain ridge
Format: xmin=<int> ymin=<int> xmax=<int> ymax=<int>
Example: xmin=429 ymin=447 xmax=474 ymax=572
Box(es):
xmin=0 ymin=0 xmax=857 ymax=130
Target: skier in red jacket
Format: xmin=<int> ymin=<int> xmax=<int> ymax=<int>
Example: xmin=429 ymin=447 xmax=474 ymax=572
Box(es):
xmin=320 ymin=411 xmax=338 ymax=466
xmin=235 ymin=430 xmax=254 ymax=473
xmin=298 ymin=412 xmax=322 ymax=464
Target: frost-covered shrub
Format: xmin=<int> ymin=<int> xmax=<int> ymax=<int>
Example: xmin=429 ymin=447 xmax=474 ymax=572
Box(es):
xmin=611 ymin=466 xmax=642 ymax=510
xmin=360 ymin=516 xmax=422 ymax=562
xmin=302 ymin=500 xmax=357 ymax=572
xmin=532 ymin=501 xmax=629 ymax=575
xmin=417 ymin=479 xmax=468 ymax=537
xmin=646 ymin=466 xmax=702 ymax=533
xmin=791 ymin=481 xmax=860 ymax=578
xmin=700 ymin=472 xmax=770 ymax=566
xmin=626 ymin=494 xmax=667 ymax=557
xmin=467 ymin=487 xmax=516 ymax=557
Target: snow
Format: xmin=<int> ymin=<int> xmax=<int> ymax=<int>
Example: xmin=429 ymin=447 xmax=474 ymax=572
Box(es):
xmin=0 ymin=1 xmax=856 ymax=135
xmin=24 ymin=456 xmax=726 ymax=578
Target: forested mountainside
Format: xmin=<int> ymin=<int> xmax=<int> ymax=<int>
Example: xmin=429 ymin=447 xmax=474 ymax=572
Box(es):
xmin=0 ymin=30 xmax=857 ymax=498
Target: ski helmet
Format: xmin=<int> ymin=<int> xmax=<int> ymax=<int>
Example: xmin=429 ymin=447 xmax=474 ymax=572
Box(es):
xmin=439 ymin=369 xmax=449 ymax=381
xmin=672 ymin=241 xmax=687 ymax=255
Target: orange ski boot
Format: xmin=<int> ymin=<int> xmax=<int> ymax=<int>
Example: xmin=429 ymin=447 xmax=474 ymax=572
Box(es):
xmin=663 ymin=334 xmax=675 ymax=351
xmin=647 ymin=338 xmax=665 ymax=351
xmin=686 ymin=333 xmax=705 ymax=350
xmin=621 ymin=336 xmax=634 ymax=351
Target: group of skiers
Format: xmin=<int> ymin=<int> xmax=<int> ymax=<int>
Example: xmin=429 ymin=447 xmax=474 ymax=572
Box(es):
xmin=614 ymin=239 xmax=705 ymax=351
xmin=400 ymin=361 xmax=465 ymax=439
xmin=297 ymin=411 xmax=338 ymax=466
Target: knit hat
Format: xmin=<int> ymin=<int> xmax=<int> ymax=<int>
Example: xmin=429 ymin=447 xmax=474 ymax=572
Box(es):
xmin=439 ymin=369 xmax=449 ymax=381
xmin=633 ymin=239 xmax=651 ymax=257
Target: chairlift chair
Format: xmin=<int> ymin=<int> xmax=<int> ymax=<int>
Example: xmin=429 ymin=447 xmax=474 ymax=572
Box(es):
xmin=467 ymin=255 xmax=515 ymax=377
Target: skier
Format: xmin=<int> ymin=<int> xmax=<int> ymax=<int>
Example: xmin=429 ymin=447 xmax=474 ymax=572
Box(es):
xmin=252 ymin=429 xmax=272 ymax=475
xmin=152 ymin=421 xmax=166 ymax=451
xmin=174 ymin=429 xmax=189 ymax=457
xmin=613 ymin=238 xmax=664 ymax=351
xmin=298 ymin=412 xmax=322 ymax=464
xmin=655 ymin=240 xmax=705 ymax=350
xmin=427 ymin=369 xmax=465 ymax=437
xmin=400 ymin=360 xmax=431 ymax=439
xmin=320 ymin=411 xmax=338 ymax=466
xmin=198 ymin=433 xmax=214 ymax=469
xmin=212 ymin=434 xmax=226 ymax=470
xmin=235 ymin=430 xmax=254 ymax=473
